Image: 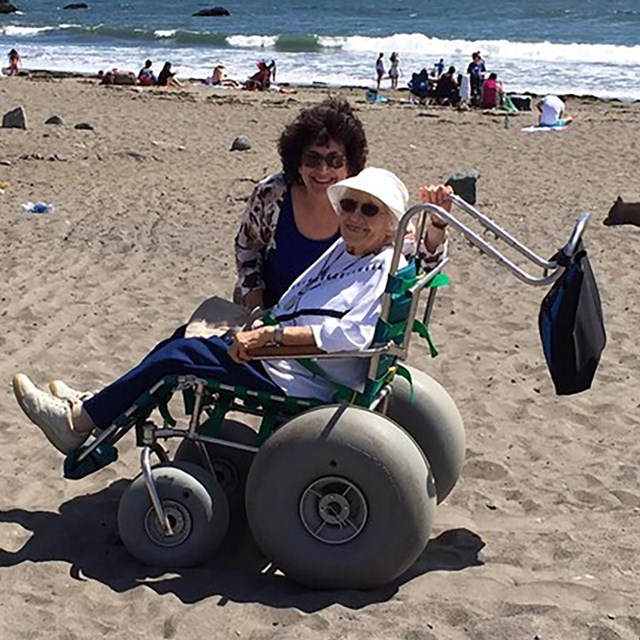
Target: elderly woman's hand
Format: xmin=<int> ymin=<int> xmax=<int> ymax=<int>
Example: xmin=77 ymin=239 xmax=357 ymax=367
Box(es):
xmin=229 ymin=326 xmax=273 ymax=363
xmin=419 ymin=184 xmax=454 ymax=227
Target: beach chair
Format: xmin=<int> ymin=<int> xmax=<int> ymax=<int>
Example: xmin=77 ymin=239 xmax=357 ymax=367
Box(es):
xmin=61 ymin=196 xmax=594 ymax=589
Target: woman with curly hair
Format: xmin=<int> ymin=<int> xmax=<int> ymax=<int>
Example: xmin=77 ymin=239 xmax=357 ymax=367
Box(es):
xmin=234 ymin=96 xmax=369 ymax=309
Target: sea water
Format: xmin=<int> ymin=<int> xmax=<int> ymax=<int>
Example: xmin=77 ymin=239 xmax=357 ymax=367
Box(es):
xmin=1 ymin=0 xmax=640 ymax=100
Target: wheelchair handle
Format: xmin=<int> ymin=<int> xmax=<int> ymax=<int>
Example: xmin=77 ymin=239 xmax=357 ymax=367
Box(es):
xmin=393 ymin=196 xmax=590 ymax=287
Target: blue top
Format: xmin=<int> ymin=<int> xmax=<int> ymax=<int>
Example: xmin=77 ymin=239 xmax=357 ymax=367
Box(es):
xmin=262 ymin=189 xmax=340 ymax=308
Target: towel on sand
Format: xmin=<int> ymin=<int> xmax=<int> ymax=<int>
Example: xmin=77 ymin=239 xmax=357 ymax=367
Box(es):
xmin=521 ymin=125 xmax=567 ymax=133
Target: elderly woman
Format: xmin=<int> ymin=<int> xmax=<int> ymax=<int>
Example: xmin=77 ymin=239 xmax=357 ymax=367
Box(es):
xmin=13 ymin=168 xmax=452 ymax=455
xmin=234 ymin=98 xmax=449 ymax=311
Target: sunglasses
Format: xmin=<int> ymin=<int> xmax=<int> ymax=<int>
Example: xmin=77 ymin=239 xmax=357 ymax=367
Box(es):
xmin=338 ymin=197 xmax=380 ymax=217
xmin=301 ymin=151 xmax=346 ymax=170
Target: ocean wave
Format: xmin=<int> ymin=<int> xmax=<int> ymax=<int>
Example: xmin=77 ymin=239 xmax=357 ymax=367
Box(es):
xmin=4 ymin=24 xmax=640 ymax=66
xmin=227 ymin=33 xmax=323 ymax=52
xmin=0 ymin=25 xmax=55 ymax=37
xmin=273 ymin=34 xmax=322 ymax=52
xmin=319 ymin=32 xmax=640 ymax=66
xmin=226 ymin=34 xmax=278 ymax=49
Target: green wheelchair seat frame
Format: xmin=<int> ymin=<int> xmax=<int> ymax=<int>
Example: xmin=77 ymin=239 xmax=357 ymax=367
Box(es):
xmin=60 ymin=195 xmax=593 ymax=587
xmin=63 ymin=204 xmax=451 ymax=482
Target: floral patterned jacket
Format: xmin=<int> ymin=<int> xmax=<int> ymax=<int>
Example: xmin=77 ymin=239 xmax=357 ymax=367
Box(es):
xmin=233 ymin=171 xmax=447 ymax=304
xmin=234 ymin=172 xmax=289 ymax=303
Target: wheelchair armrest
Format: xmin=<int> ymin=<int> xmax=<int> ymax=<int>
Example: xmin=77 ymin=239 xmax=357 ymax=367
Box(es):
xmin=248 ymin=345 xmax=326 ymax=358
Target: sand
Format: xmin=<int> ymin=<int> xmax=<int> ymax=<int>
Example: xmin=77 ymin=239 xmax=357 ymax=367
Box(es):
xmin=1 ymin=76 xmax=639 ymax=640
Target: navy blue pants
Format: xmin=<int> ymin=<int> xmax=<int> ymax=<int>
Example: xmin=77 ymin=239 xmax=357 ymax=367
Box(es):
xmin=83 ymin=326 xmax=283 ymax=430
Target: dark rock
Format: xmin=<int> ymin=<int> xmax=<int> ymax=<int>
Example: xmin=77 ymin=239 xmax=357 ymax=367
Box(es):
xmin=45 ymin=114 xmax=64 ymax=125
xmin=230 ymin=135 xmax=251 ymax=151
xmin=446 ymin=169 xmax=480 ymax=205
xmin=2 ymin=106 xmax=27 ymax=129
xmin=74 ymin=122 xmax=94 ymax=130
xmin=0 ymin=2 xmax=19 ymax=14
xmin=63 ymin=2 xmax=88 ymax=8
xmin=192 ymin=6 xmax=230 ymax=17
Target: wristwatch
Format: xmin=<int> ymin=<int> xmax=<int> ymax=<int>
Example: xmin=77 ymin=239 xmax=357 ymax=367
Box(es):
xmin=273 ymin=325 xmax=284 ymax=346
xmin=429 ymin=217 xmax=448 ymax=230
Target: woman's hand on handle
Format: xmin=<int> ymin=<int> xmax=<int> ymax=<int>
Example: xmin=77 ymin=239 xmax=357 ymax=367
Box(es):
xmin=229 ymin=327 xmax=273 ymax=363
xmin=419 ymin=184 xmax=454 ymax=217
xmin=419 ymin=184 xmax=454 ymax=253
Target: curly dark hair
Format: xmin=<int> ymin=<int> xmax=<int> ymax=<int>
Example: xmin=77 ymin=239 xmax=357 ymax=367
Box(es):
xmin=278 ymin=96 xmax=368 ymax=185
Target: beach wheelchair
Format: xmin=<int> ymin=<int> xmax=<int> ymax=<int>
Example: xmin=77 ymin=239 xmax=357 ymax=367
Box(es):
xmin=63 ymin=196 xmax=592 ymax=590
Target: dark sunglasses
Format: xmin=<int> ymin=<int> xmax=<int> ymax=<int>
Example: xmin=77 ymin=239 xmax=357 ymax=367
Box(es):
xmin=301 ymin=151 xmax=346 ymax=170
xmin=338 ymin=197 xmax=380 ymax=217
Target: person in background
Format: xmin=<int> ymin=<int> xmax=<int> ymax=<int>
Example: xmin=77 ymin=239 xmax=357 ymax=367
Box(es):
xmin=434 ymin=66 xmax=460 ymax=106
xmin=375 ymin=52 xmax=385 ymax=90
xmin=435 ymin=58 xmax=445 ymax=77
xmin=207 ymin=62 xmax=240 ymax=88
xmin=537 ymin=95 xmax=573 ymax=127
xmin=244 ymin=59 xmax=276 ymax=91
xmin=7 ymin=48 xmax=20 ymax=75
xmin=481 ymin=72 xmax=504 ymax=109
xmin=137 ymin=59 xmax=157 ymax=86
xmin=466 ymin=51 xmax=486 ymax=106
xmin=389 ymin=52 xmax=401 ymax=90
xmin=407 ymin=68 xmax=431 ymax=103
xmin=157 ymin=61 xmax=184 ymax=88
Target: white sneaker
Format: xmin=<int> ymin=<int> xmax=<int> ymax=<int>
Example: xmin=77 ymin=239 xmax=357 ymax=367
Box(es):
xmin=13 ymin=374 xmax=91 ymax=454
xmin=49 ymin=379 xmax=94 ymax=402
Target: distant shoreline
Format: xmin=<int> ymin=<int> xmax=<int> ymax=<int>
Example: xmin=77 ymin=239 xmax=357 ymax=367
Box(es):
xmin=9 ymin=67 xmax=638 ymax=106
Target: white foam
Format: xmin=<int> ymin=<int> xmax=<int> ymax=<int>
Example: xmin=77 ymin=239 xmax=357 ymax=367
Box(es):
xmin=0 ymin=25 xmax=54 ymax=37
xmin=318 ymin=32 xmax=640 ymax=66
xmin=227 ymin=34 xmax=278 ymax=48
xmin=154 ymin=30 xmax=176 ymax=39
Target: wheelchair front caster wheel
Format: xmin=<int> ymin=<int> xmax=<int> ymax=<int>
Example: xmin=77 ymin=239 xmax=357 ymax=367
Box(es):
xmin=117 ymin=461 xmax=229 ymax=567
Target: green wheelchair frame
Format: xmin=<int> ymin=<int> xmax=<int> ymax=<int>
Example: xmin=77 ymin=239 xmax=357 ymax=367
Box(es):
xmin=64 ymin=209 xmax=453 ymax=483
xmin=62 ymin=196 xmax=591 ymax=587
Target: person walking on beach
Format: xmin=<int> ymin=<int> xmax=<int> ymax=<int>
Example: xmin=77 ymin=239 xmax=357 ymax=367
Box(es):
xmin=7 ymin=48 xmax=20 ymax=75
xmin=389 ymin=52 xmax=401 ymax=90
xmin=466 ymin=51 xmax=486 ymax=106
xmin=375 ymin=53 xmax=385 ymax=89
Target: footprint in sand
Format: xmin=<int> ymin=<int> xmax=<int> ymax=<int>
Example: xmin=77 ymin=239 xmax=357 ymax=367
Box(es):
xmin=463 ymin=458 xmax=509 ymax=480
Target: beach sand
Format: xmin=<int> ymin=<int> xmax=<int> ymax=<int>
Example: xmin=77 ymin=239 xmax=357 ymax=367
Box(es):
xmin=1 ymin=77 xmax=639 ymax=639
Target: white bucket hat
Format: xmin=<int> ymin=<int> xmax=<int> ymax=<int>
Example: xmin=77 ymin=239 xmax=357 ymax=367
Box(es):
xmin=327 ymin=167 xmax=409 ymax=220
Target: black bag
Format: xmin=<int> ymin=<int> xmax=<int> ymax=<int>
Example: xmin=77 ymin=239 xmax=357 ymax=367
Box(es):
xmin=510 ymin=95 xmax=531 ymax=111
xmin=538 ymin=241 xmax=606 ymax=395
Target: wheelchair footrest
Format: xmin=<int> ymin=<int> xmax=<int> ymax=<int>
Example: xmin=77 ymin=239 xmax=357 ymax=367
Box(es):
xmin=63 ymin=443 xmax=119 ymax=480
